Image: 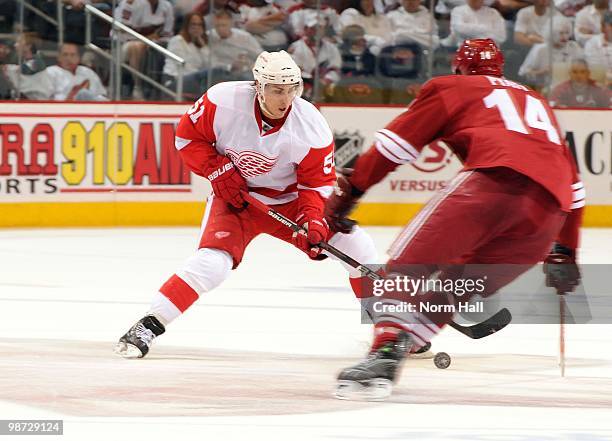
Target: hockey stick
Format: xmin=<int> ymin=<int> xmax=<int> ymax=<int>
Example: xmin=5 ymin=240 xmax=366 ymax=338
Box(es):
xmin=242 ymin=192 xmax=511 ymax=339
xmin=559 ymin=292 xmax=567 ymax=377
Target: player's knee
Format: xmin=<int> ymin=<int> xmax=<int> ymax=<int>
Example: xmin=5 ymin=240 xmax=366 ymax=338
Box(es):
xmin=332 ymin=226 xmax=379 ymax=265
xmin=177 ymin=248 xmax=232 ymax=294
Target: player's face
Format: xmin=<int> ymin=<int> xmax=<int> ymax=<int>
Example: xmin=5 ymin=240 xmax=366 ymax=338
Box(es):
xmin=467 ymin=0 xmax=484 ymax=9
xmin=569 ymin=63 xmax=590 ymax=84
xmin=262 ymin=83 xmax=300 ymax=119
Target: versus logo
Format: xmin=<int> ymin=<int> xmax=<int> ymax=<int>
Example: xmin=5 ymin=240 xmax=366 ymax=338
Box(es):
xmin=410 ymin=141 xmax=455 ymax=173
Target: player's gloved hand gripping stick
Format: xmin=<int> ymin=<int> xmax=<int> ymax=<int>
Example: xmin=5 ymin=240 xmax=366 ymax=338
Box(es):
xmin=241 ymin=191 xmax=512 ymax=339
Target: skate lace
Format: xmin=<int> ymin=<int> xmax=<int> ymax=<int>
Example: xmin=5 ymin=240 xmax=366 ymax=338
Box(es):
xmin=134 ymin=323 xmax=156 ymax=346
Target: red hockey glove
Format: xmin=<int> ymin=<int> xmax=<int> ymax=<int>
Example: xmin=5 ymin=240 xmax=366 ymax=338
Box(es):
xmin=206 ymin=156 xmax=247 ymax=209
xmin=324 ymin=169 xmax=363 ymax=234
xmin=543 ymin=244 xmax=580 ymax=294
xmin=292 ymin=213 xmax=330 ymax=260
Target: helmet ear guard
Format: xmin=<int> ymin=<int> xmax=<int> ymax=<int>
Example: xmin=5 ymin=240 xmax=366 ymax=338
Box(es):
xmin=451 ymin=38 xmax=504 ymax=77
xmin=252 ymin=50 xmax=304 ymax=104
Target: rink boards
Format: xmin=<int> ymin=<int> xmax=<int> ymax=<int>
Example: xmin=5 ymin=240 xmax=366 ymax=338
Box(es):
xmin=0 ymin=102 xmax=610 ymax=227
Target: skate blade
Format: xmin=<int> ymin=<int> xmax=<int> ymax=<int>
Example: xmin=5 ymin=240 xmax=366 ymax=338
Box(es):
xmin=113 ymin=342 xmax=144 ymax=359
xmin=334 ymin=379 xmax=392 ymax=401
xmin=407 ymin=349 xmax=434 ymax=359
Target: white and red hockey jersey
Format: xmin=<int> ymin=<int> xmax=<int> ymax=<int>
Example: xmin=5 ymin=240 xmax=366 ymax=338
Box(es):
xmin=175 ymin=81 xmax=336 ymax=215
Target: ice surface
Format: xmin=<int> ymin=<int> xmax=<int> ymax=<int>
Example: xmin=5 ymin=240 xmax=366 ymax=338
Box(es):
xmin=0 ymin=227 xmax=611 ymax=440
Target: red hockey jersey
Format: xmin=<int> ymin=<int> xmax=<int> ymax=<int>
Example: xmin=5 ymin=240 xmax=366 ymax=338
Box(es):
xmin=175 ymin=81 xmax=336 ymax=216
xmin=351 ymin=74 xmax=584 ymax=248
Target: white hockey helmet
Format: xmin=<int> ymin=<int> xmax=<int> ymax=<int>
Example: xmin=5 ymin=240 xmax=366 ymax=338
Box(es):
xmin=252 ymin=50 xmax=303 ymax=103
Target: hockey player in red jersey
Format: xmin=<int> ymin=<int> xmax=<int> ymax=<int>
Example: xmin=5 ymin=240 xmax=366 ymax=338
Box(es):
xmin=114 ymin=50 xmax=383 ymax=359
xmin=326 ymin=39 xmax=584 ymax=400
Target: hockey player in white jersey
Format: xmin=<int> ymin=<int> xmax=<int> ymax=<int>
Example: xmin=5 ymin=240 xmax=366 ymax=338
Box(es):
xmin=115 ymin=51 xmax=384 ymax=359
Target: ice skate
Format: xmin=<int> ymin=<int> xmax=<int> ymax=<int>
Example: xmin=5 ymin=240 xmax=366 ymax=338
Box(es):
xmin=114 ymin=315 xmax=165 ymax=359
xmin=335 ymin=331 xmax=412 ymax=401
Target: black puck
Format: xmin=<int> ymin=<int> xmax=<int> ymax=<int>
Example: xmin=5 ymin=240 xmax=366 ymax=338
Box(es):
xmin=434 ymin=352 xmax=451 ymax=369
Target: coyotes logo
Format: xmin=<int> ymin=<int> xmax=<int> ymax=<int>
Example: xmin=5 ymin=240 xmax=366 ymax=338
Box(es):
xmin=226 ymin=149 xmax=278 ymax=178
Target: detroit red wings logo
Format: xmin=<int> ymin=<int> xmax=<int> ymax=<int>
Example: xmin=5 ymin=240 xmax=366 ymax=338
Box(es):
xmin=226 ymin=149 xmax=278 ymax=178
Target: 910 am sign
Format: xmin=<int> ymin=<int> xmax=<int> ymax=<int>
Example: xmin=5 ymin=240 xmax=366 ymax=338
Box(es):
xmin=0 ymin=103 xmax=194 ymax=202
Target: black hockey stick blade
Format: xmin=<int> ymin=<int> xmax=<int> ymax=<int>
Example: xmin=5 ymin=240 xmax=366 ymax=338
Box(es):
xmin=448 ymin=308 xmax=512 ymax=339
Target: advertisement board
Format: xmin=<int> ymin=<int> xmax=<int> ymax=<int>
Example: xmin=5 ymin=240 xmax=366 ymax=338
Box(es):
xmin=0 ymin=102 xmax=609 ymax=226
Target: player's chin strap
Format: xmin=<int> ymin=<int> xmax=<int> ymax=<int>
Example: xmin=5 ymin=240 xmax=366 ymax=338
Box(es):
xmin=241 ymin=191 xmax=512 ymax=340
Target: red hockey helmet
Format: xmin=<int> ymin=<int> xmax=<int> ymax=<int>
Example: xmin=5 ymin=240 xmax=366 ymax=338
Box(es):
xmin=451 ymin=39 xmax=504 ymax=77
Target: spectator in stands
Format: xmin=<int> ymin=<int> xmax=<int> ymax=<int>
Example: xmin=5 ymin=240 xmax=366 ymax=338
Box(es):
xmin=0 ymin=38 xmax=13 ymax=99
xmin=13 ymin=32 xmax=45 ymax=75
xmin=339 ymin=0 xmax=392 ymax=52
xmin=373 ymin=0 xmax=400 ymax=13
xmin=163 ymin=12 xmax=211 ymax=98
xmin=238 ymin=0 xmax=289 ymax=51
xmin=45 ymin=42 xmax=107 ymax=101
xmin=0 ymin=33 xmax=49 ymax=100
xmin=339 ymin=24 xmax=377 ymax=75
xmin=289 ymin=16 xmax=342 ymax=99
xmin=434 ymin=0 xmax=495 ymax=15
xmin=554 ymin=0 xmax=589 ymax=18
xmin=273 ymin=0 xmax=300 ymax=13
xmin=115 ymin=0 xmax=175 ymax=100
xmin=519 ymin=17 xmax=583 ymax=89
xmin=193 ymin=0 xmax=240 ymax=31
xmin=175 ymin=0 xmax=201 ymax=18
xmin=443 ymin=0 xmax=506 ymax=47
xmin=495 ymin=0 xmax=532 ymax=20
xmin=0 ymin=38 xmax=10 ymax=62
xmin=549 ymin=58 xmax=611 ymax=107
xmin=208 ymin=9 xmax=263 ymax=80
xmin=514 ymin=0 xmax=561 ymax=48
xmin=287 ymin=0 xmax=340 ymax=41
xmin=387 ymin=0 xmax=439 ymax=50
xmin=584 ymin=11 xmax=612 ymax=88
xmin=574 ymin=0 xmax=609 ymax=47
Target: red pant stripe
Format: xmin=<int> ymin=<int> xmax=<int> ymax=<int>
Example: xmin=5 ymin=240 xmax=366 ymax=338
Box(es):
xmin=159 ymin=274 xmax=199 ymax=313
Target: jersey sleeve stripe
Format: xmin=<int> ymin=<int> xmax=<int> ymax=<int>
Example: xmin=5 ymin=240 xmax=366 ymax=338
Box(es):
xmin=376 ymin=129 xmax=420 ymax=159
xmin=374 ymin=132 xmax=417 ymax=163
xmin=297 ymin=184 xmax=334 ymax=198
xmin=175 ymin=136 xmax=192 ymax=150
xmin=374 ymin=140 xmax=406 ymax=164
xmin=570 ymin=200 xmax=585 ymax=209
xmin=571 ymin=181 xmax=584 ymax=190
xmin=572 ymin=188 xmax=585 ymax=202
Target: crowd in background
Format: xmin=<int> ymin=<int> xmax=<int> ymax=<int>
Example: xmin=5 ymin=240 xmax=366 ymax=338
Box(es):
xmin=0 ymin=0 xmax=610 ymax=106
